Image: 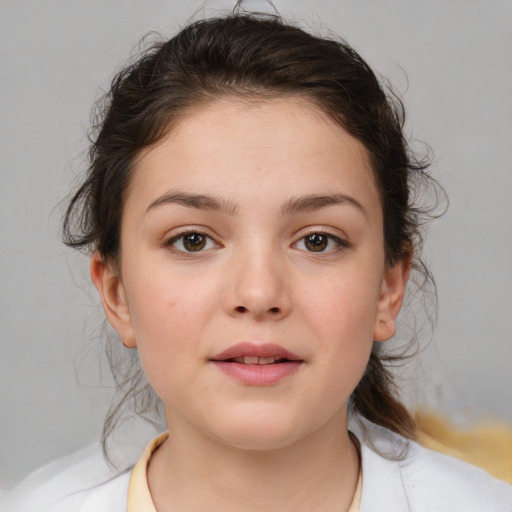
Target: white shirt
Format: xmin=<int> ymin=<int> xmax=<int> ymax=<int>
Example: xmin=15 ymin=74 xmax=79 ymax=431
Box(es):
xmin=4 ymin=418 xmax=512 ymax=511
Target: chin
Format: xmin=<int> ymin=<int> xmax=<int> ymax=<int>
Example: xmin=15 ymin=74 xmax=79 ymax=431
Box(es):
xmin=207 ymin=409 xmax=312 ymax=452
xmin=217 ymin=429 xmax=301 ymax=452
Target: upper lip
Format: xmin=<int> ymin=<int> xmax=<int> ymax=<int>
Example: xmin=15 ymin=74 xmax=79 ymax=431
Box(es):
xmin=211 ymin=342 xmax=302 ymax=361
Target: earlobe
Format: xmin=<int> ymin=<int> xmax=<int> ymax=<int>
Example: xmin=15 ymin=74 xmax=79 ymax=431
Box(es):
xmin=373 ymin=255 xmax=412 ymax=342
xmin=90 ymin=251 xmax=137 ymax=348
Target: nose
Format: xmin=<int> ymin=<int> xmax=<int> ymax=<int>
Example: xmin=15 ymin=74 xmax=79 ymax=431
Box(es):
xmin=223 ymin=245 xmax=292 ymax=321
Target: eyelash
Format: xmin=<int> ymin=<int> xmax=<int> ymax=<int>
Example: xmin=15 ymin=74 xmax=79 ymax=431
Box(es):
xmin=293 ymin=231 xmax=350 ymax=254
xmin=164 ymin=230 xmax=349 ymax=255
xmin=164 ymin=230 xmax=218 ymax=255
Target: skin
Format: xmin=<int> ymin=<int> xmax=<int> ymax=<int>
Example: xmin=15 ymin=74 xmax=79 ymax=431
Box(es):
xmin=92 ymin=97 xmax=410 ymax=512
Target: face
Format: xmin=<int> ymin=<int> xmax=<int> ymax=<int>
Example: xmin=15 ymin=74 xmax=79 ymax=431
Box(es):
xmin=92 ymin=98 xmax=409 ymax=450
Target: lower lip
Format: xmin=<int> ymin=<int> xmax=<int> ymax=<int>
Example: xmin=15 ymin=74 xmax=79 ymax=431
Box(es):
xmin=212 ymin=361 xmax=302 ymax=385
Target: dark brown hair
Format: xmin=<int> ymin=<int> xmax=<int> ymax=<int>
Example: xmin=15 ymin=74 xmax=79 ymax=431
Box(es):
xmin=64 ymin=9 xmax=439 ymax=454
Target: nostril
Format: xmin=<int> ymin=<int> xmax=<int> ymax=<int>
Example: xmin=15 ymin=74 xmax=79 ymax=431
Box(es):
xmin=233 ymin=305 xmax=281 ymax=315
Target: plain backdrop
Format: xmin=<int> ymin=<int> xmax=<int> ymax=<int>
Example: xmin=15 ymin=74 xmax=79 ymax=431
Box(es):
xmin=1 ymin=0 xmax=511 ymax=490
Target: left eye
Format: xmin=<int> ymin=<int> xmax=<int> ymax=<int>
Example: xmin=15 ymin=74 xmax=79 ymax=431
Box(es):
xmin=294 ymin=233 xmax=345 ymax=253
xmin=167 ymin=232 xmax=217 ymax=253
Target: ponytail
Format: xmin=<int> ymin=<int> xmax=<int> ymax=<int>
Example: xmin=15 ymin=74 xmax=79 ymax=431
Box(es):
xmin=351 ymin=345 xmax=416 ymax=440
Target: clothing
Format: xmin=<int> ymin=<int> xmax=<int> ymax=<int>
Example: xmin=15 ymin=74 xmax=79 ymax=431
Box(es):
xmin=127 ymin=432 xmax=360 ymax=512
xmin=4 ymin=419 xmax=512 ymax=511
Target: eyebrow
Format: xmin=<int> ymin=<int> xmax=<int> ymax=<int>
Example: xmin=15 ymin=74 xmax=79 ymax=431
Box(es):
xmin=145 ymin=190 xmax=366 ymax=218
xmin=145 ymin=191 xmax=239 ymax=216
xmin=281 ymin=193 xmax=367 ymax=217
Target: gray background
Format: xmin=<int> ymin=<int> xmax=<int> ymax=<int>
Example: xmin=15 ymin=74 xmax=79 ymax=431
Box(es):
xmin=1 ymin=0 xmax=511 ymax=490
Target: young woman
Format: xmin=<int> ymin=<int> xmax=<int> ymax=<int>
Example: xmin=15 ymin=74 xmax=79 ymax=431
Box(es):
xmin=8 ymin=9 xmax=512 ymax=512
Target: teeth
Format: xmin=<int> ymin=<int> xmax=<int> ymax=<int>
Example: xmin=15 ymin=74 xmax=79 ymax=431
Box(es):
xmin=258 ymin=357 xmax=276 ymax=365
xmin=231 ymin=356 xmax=278 ymax=364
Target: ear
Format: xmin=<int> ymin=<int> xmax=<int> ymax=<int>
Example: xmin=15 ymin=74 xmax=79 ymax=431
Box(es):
xmin=373 ymin=254 xmax=412 ymax=342
xmin=90 ymin=251 xmax=137 ymax=348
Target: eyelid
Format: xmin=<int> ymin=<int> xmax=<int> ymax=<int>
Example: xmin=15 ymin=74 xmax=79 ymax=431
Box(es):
xmin=292 ymin=229 xmax=351 ymax=253
xmin=164 ymin=228 xmax=220 ymax=254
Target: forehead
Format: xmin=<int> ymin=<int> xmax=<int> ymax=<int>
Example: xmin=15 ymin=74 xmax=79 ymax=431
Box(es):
xmin=126 ymin=97 xmax=380 ymax=218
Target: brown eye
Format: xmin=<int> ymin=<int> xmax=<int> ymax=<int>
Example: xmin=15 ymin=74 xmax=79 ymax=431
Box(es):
xmin=167 ymin=231 xmax=216 ymax=253
xmin=294 ymin=232 xmax=347 ymax=254
xmin=183 ymin=233 xmax=206 ymax=251
xmin=304 ymin=233 xmax=328 ymax=252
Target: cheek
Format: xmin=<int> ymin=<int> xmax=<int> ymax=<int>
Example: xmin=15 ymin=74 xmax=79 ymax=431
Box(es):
xmin=122 ymin=268 xmax=218 ymax=390
xmin=297 ymin=270 xmax=380 ymax=400
xmin=126 ymin=263 xmax=215 ymax=336
xmin=301 ymin=269 xmax=382 ymax=349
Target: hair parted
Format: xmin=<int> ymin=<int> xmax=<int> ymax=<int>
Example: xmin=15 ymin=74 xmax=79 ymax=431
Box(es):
xmin=63 ymin=7 xmax=442 ymax=458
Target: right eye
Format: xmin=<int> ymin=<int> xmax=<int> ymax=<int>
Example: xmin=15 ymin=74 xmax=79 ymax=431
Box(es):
xmin=165 ymin=231 xmax=217 ymax=253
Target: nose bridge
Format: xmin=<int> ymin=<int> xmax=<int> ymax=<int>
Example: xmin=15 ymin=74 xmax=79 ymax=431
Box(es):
xmin=226 ymin=236 xmax=290 ymax=319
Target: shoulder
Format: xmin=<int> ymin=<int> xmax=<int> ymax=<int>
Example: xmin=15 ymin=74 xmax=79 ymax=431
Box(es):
xmin=2 ymin=444 xmax=131 ymax=512
xmin=354 ymin=418 xmax=512 ymax=512
xmin=400 ymin=438 xmax=512 ymax=510
xmin=47 ymin=472 xmax=131 ymax=512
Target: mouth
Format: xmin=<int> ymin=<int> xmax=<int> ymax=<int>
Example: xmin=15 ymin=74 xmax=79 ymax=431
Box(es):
xmin=210 ymin=343 xmax=303 ymax=385
xmin=211 ymin=342 xmax=303 ymax=364
xmin=225 ymin=356 xmax=293 ymax=365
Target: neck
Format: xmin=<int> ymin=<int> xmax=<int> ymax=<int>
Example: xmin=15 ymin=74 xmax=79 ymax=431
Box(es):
xmin=148 ymin=410 xmax=360 ymax=512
